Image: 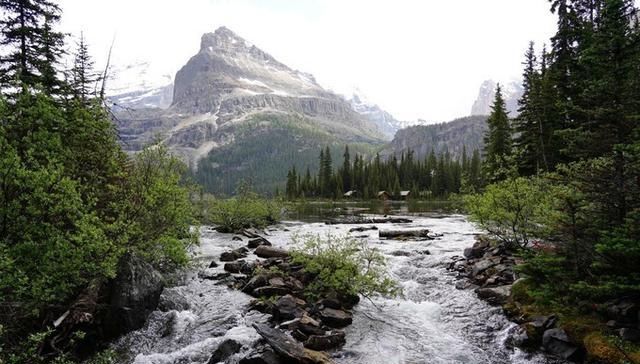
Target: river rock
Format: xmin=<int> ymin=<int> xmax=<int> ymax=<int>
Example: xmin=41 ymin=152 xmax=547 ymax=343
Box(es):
xmin=463 ymin=238 xmax=490 ymax=259
xmin=208 ymin=261 xmax=219 ymax=268
xmin=208 ymin=339 xmax=243 ymax=364
xmin=475 ymin=285 xmax=512 ymax=305
xmin=274 ymin=294 xmax=306 ymax=320
xmin=304 ymin=331 xmax=346 ymax=350
xmin=249 ymin=299 xmax=274 ymax=315
xmin=255 ymin=246 xmax=289 ymax=258
xmin=248 ymin=237 xmax=272 ymax=249
xmin=243 ymin=274 xmax=270 ymax=293
xmin=239 ymin=345 xmax=282 ymax=364
xmin=221 ymin=248 xmax=248 ymax=261
xmin=318 ymin=308 xmax=352 ymax=328
xmin=542 ymin=328 xmax=583 ymax=361
xmin=103 ymin=253 xmax=164 ymax=338
xmin=471 ymin=257 xmax=500 ymax=277
xmin=233 ymin=236 xmax=243 ymax=241
xmin=280 ymin=315 xmax=325 ymax=336
xmin=224 ymin=260 xmax=255 ymax=274
xmin=390 ymin=250 xmax=412 ymax=257
xmin=253 ymin=286 xmax=291 ymax=298
xmin=252 ymin=323 xmax=334 ymax=364
xmin=158 ymin=288 xmax=190 ymax=312
xmin=348 ymin=226 xmax=378 ymax=233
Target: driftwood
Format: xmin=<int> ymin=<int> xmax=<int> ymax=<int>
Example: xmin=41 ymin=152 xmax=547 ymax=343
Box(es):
xmin=325 ymin=217 xmax=412 ymax=225
xmin=379 ymin=229 xmax=433 ymax=240
xmin=252 ymin=323 xmax=334 ymax=364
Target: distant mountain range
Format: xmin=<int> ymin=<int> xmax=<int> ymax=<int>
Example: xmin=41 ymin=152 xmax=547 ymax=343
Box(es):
xmin=112 ymin=27 xmax=395 ymax=194
xmin=381 ymin=115 xmax=488 ymax=160
xmin=109 ymin=27 xmax=525 ymax=194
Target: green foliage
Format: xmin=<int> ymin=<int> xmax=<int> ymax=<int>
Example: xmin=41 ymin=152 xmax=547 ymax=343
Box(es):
xmin=113 ymin=144 xmax=198 ymax=270
xmin=483 ymin=84 xmax=514 ymax=183
xmin=464 ymin=177 xmax=555 ymax=248
xmin=207 ymin=183 xmax=282 ymax=233
xmin=290 ymin=233 xmax=400 ymax=301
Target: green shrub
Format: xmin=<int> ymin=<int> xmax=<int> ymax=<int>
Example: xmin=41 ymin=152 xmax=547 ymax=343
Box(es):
xmin=290 ymin=233 xmax=400 ymax=301
xmin=464 ymin=176 xmax=555 ymax=249
xmin=207 ymin=185 xmax=282 ymax=233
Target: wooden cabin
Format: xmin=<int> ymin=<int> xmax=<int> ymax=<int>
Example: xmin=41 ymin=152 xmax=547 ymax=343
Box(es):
xmin=400 ymin=190 xmax=411 ymax=200
xmin=377 ymin=191 xmax=391 ymax=200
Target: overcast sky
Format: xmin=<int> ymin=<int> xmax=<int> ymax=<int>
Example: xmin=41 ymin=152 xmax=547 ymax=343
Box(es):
xmin=58 ymin=0 xmax=558 ymax=122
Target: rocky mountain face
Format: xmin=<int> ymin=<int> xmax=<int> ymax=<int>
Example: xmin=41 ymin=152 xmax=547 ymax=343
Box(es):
xmin=113 ymin=27 xmax=386 ymax=195
xmin=471 ymin=80 xmax=523 ymax=116
xmin=348 ymin=91 xmax=404 ymax=140
xmin=381 ymin=115 xmax=488 ymax=160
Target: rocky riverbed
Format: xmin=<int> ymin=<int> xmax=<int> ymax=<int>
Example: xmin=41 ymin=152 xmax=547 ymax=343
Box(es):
xmin=113 ymin=213 xmax=567 ymax=364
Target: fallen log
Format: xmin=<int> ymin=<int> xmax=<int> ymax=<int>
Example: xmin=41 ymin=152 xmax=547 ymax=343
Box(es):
xmin=325 ymin=217 xmax=412 ymax=225
xmin=252 ymin=323 xmax=334 ymax=364
xmin=379 ymin=229 xmax=433 ymax=240
xmin=255 ymin=245 xmax=289 ymax=258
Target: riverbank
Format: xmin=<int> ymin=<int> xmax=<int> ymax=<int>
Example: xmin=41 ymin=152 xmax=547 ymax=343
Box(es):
xmin=114 ymin=213 xmax=565 ymax=363
xmin=451 ymin=236 xmax=640 ymax=363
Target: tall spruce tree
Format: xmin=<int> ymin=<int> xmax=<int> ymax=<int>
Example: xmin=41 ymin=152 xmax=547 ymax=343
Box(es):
xmin=483 ymin=84 xmax=513 ymax=182
xmin=0 ymin=0 xmax=64 ymax=92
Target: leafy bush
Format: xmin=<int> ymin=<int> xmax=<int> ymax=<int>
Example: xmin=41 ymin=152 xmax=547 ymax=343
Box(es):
xmin=290 ymin=233 xmax=400 ymax=301
xmin=464 ymin=176 xmax=555 ymax=248
xmin=207 ymin=183 xmax=282 ymax=233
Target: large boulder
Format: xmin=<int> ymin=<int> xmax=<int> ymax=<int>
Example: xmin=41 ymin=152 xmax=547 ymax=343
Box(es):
xmin=274 ymin=294 xmax=306 ymax=320
xmin=318 ymin=308 xmax=353 ymax=328
xmin=542 ymin=328 xmax=584 ymax=361
xmin=475 ymin=285 xmax=512 ymax=305
xmin=103 ymin=254 xmax=164 ymax=338
xmin=158 ymin=288 xmax=190 ymax=312
xmin=248 ymin=237 xmax=272 ymax=249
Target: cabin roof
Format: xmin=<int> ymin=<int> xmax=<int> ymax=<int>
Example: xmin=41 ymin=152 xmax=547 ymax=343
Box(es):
xmin=400 ymin=190 xmax=411 ymax=196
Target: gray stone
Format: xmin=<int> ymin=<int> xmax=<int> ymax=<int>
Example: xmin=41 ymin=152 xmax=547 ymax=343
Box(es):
xmin=208 ymin=339 xmax=243 ymax=364
xmin=475 ymin=285 xmax=512 ymax=305
xmin=319 ymin=308 xmax=353 ymax=328
xmin=542 ymin=328 xmax=583 ymax=361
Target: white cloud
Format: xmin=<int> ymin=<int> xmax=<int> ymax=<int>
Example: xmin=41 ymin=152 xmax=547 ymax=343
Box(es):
xmin=58 ymin=0 xmax=557 ymax=122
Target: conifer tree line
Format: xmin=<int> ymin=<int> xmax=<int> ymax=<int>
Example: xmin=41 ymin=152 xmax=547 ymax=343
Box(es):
xmin=285 ymin=145 xmax=483 ymax=199
xmin=478 ymin=0 xmax=640 ymax=303
xmin=0 ymin=0 xmax=195 ymax=359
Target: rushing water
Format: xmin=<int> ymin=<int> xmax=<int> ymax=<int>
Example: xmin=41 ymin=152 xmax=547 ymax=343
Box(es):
xmin=114 ymin=206 xmax=563 ymax=364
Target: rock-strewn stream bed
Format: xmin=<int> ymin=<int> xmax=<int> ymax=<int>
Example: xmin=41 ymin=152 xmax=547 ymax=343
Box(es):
xmin=113 ymin=214 xmax=566 ymax=364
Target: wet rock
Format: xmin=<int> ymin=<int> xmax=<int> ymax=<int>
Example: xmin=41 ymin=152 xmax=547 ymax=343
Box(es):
xmin=239 ymin=345 xmax=282 ymax=364
xmin=208 ymin=339 xmax=243 ymax=364
xmin=280 ymin=315 xmax=325 ymax=337
xmin=158 ymin=289 xmax=190 ymax=312
xmin=221 ymin=248 xmax=248 ymax=262
xmin=317 ymin=298 xmax=342 ymax=310
xmin=232 ymin=236 xmax=243 ymax=241
xmin=304 ymin=331 xmax=346 ymax=350
xmin=224 ymin=260 xmax=255 ymax=274
xmin=318 ymin=308 xmax=352 ymax=328
xmin=542 ymin=328 xmax=584 ymax=361
xmin=252 ymin=323 xmax=334 ymax=364
xmin=103 ymin=253 xmax=164 ymax=338
xmin=390 ymin=250 xmax=412 ymax=257
xmin=475 ymin=285 xmax=512 ymax=305
xmin=200 ymin=272 xmax=231 ymax=281
xmin=325 ymin=217 xmax=412 ymax=225
xmin=209 ymin=261 xmax=219 ymax=268
xmin=274 ymin=294 xmax=306 ymax=320
xmin=417 ymin=250 xmax=431 ymax=255
xmin=253 ymin=286 xmax=291 ymax=298
xmin=471 ymin=258 xmax=499 ymax=277
xmin=619 ymin=328 xmax=640 ymax=343
xmin=348 ymin=226 xmax=378 ymax=233
xmin=248 ymin=237 xmax=273 ymax=249
xmin=268 ymin=277 xmax=286 ymax=287
xmin=243 ymin=274 xmax=270 ymax=293
xmin=603 ymin=299 xmax=639 ymax=325
xmin=248 ymin=299 xmax=274 ymax=315
xmin=508 ymin=325 xmax=533 ymax=348
xmin=255 ymin=246 xmax=290 ymax=258
xmin=463 ymin=238 xmax=490 ymax=259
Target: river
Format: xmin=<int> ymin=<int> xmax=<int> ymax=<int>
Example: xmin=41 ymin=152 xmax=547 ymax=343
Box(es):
xmin=113 ymin=202 xmax=564 ymax=364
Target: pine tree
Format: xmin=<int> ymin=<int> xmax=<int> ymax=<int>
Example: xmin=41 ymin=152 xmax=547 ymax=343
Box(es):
xmin=483 ymin=84 xmax=513 ymax=182
xmin=342 ymin=145 xmax=351 ymax=192
xmin=0 ymin=0 xmax=64 ymax=92
xmin=70 ymin=32 xmax=98 ymax=104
